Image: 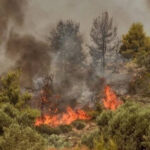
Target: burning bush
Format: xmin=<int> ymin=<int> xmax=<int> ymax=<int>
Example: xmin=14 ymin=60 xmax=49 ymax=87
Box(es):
xmin=97 ymin=101 xmax=150 ymax=150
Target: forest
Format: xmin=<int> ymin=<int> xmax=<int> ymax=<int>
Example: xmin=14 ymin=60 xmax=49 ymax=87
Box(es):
xmin=1 ymin=0 xmax=150 ymax=150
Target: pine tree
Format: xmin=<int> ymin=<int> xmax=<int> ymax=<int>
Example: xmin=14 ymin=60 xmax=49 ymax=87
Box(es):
xmin=120 ymin=23 xmax=148 ymax=59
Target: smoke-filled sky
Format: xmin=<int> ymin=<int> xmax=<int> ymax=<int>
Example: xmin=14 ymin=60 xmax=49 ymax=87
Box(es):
xmin=24 ymin=0 xmax=150 ymax=38
xmin=0 ymin=0 xmax=149 ymax=106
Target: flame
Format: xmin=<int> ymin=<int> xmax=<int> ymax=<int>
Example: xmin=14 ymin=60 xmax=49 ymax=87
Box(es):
xmin=35 ymin=106 xmax=91 ymax=127
xmin=103 ymin=85 xmax=123 ymax=110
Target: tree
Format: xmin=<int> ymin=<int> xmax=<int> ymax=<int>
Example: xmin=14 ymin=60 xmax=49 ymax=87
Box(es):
xmin=48 ymin=20 xmax=84 ymax=66
xmin=48 ymin=20 xmax=85 ymax=94
xmin=136 ymin=37 xmax=150 ymax=71
xmin=0 ymin=71 xmax=45 ymax=149
xmin=89 ymin=11 xmax=118 ymax=73
xmin=0 ymin=70 xmax=31 ymax=109
xmin=120 ymin=23 xmax=149 ymax=59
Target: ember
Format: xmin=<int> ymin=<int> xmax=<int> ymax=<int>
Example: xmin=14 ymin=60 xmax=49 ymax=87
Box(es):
xmin=103 ymin=85 xmax=123 ymax=110
xmin=35 ymin=107 xmax=91 ymax=127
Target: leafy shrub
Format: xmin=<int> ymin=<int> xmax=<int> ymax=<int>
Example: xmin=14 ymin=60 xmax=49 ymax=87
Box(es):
xmin=81 ymin=129 xmax=100 ymax=149
xmin=72 ymin=120 xmax=86 ymax=130
xmin=94 ymin=135 xmax=118 ymax=150
xmin=0 ymin=110 xmax=12 ymax=135
xmin=47 ymin=134 xmax=72 ymax=148
xmin=0 ymin=71 xmax=31 ymax=108
xmin=88 ymin=103 xmax=103 ymax=120
xmin=129 ymin=71 xmax=150 ymax=97
xmin=17 ymin=108 xmax=40 ymax=127
xmin=0 ymin=71 xmax=47 ymax=149
xmin=96 ymin=102 xmax=150 ymax=150
xmin=0 ymin=123 xmax=46 ymax=150
xmin=0 ymin=103 xmax=19 ymax=118
xmin=59 ymin=124 xmax=72 ymax=133
xmin=36 ymin=125 xmax=62 ymax=135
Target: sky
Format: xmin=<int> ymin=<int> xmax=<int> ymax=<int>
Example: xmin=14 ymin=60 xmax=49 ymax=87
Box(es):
xmin=23 ymin=0 xmax=150 ymax=39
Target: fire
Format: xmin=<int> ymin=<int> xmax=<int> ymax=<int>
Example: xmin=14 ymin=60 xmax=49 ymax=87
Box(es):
xmin=103 ymin=85 xmax=123 ymax=110
xmin=35 ymin=106 xmax=91 ymax=127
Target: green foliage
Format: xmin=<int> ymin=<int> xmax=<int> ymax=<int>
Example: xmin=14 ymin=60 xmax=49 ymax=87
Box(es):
xmin=0 ymin=71 xmax=46 ymax=149
xmin=36 ymin=125 xmax=62 ymax=135
xmin=96 ymin=110 xmax=112 ymax=127
xmin=97 ymin=102 xmax=150 ymax=150
xmin=72 ymin=120 xmax=86 ymax=130
xmin=120 ymin=23 xmax=149 ymax=59
xmin=17 ymin=108 xmax=40 ymax=127
xmin=47 ymin=134 xmax=72 ymax=149
xmin=129 ymin=71 xmax=150 ymax=96
xmin=136 ymin=37 xmax=150 ymax=71
xmin=0 ymin=103 xmax=19 ymax=118
xmin=59 ymin=124 xmax=72 ymax=133
xmin=36 ymin=124 xmax=73 ymax=135
xmin=88 ymin=103 xmax=103 ymax=120
xmin=0 ymin=71 xmax=31 ymax=108
xmin=0 ymin=123 xmax=46 ymax=150
xmin=81 ymin=129 xmax=100 ymax=149
xmin=94 ymin=136 xmax=118 ymax=150
xmin=0 ymin=110 xmax=12 ymax=135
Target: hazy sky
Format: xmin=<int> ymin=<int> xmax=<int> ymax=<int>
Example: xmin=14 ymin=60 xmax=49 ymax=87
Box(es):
xmin=23 ymin=0 xmax=150 ymax=39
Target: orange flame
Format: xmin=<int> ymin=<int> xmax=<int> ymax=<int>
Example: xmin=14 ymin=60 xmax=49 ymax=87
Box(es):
xmin=35 ymin=107 xmax=91 ymax=127
xmin=103 ymin=85 xmax=123 ymax=110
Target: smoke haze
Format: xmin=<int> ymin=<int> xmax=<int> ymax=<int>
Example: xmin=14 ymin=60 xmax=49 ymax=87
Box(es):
xmin=24 ymin=0 xmax=150 ymax=38
xmin=0 ymin=0 xmax=149 ymax=108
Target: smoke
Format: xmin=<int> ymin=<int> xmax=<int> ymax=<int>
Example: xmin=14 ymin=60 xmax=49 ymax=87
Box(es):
xmin=0 ymin=0 xmax=147 ymax=110
xmin=6 ymin=32 xmax=51 ymax=87
xmin=0 ymin=0 xmax=51 ymax=87
xmin=25 ymin=0 xmax=150 ymax=38
xmin=0 ymin=0 xmax=27 ymax=40
xmin=146 ymin=0 xmax=150 ymax=9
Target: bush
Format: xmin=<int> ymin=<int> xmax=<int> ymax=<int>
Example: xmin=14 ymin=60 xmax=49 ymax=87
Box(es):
xmin=129 ymin=71 xmax=150 ymax=97
xmin=72 ymin=120 xmax=86 ymax=130
xmin=0 ymin=110 xmax=12 ymax=135
xmin=96 ymin=102 xmax=150 ymax=150
xmin=17 ymin=108 xmax=40 ymax=127
xmin=0 ymin=123 xmax=46 ymax=150
xmin=94 ymin=135 xmax=118 ymax=150
xmin=36 ymin=125 xmax=62 ymax=135
xmin=81 ymin=129 xmax=100 ymax=149
xmin=0 ymin=71 xmax=47 ymax=149
xmin=0 ymin=71 xmax=31 ymax=108
xmin=47 ymin=134 xmax=72 ymax=148
xmin=59 ymin=124 xmax=72 ymax=133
